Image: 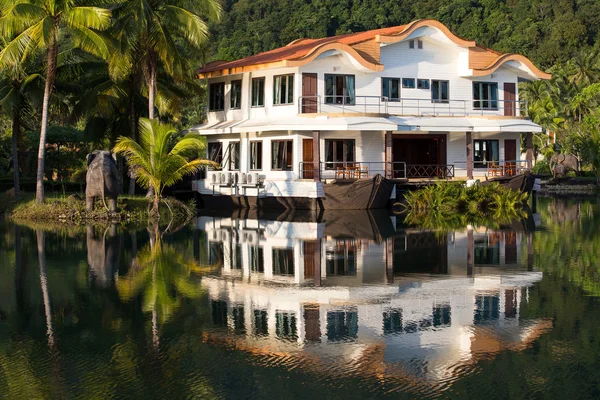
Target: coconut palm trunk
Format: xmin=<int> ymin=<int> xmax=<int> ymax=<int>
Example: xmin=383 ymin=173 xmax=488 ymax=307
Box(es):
xmin=146 ymin=52 xmax=157 ymax=198
xmin=11 ymin=109 xmax=21 ymax=199
xmin=128 ymin=75 xmax=137 ymax=195
xmin=36 ymin=38 xmax=58 ymax=204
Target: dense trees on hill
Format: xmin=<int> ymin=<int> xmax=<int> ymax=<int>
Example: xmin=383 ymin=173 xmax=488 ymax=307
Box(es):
xmin=210 ymin=0 xmax=600 ymax=68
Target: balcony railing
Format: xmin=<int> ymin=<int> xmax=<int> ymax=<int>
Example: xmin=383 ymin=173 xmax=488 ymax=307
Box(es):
xmin=299 ymin=95 xmax=528 ymax=117
xmin=299 ymin=161 xmax=455 ymax=180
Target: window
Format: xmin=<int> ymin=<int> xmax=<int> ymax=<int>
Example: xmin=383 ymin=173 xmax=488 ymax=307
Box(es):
xmin=382 ymin=78 xmax=400 ymax=101
xmin=271 ymin=140 xmax=293 ymax=171
xmin=230 ymin=80 xmax=242 ymax=109
xmin=207 ymin=142 xmax=223 ymax=165
xmin=252 ymin=77 xmax=265 ymax=107
xmin=273 ymin=74 xmax=294 ymax=105
xmin=473 ymin=139 xmax=499 ymax=168
xmin=431 ymin=80 xmax=449 ymax=103
xmin=409 ymin=40 xmax=415 ymax=49
xmin=473 ymin=82 xmax=498 ymax=110
xmin=228 ymin=141 xmax=240 ymax=170
xmin=433 ymin=304 xmax=451 ymax=327
xmin=325 ymin=241 xmax=356 ymax=276
xmin=250 ymin=141 xmax=263 ymax=170
xmin=273 ymin=248 xmax=294 ymax=275
xmin=418 ymin=40 xmax=423 ymax=49
xmin=232 ymin=305 xmax=245 ymax=334
xmin=474 ymin=295 xmax=500 ymax=324
xmin=325 ymin=74 xmax=355 ymax=105
xmin=325 ymin=139 xmax=355 ymax=169
xmin=402 ymin=78 xmax=415 ymax=89
xmin=417 ymin=79 xmax=430 ymax=89
xmin=208 ymin=82 xmax=224 ymax=111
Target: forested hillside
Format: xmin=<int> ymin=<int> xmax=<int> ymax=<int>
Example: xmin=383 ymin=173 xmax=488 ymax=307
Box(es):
xmin=210 ymin=0 xmax=600 ymax=69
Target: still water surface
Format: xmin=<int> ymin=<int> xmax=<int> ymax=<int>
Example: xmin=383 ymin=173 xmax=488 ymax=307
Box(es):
xmin=1 ymin=197 xmax=600 ymax=399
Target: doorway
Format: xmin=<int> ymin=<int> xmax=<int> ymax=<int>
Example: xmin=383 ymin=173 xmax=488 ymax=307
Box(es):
xmin=392 ymin=134 xmax=447 ymax=178
xmin=302 ymin=73 xmax=318 ymax=113
xmin=302 ymin=139 xmax=314 ymax=179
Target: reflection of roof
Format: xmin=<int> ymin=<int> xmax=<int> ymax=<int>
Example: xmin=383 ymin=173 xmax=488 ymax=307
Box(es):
xmin=197 ymin=19 xmax=550 ymax=80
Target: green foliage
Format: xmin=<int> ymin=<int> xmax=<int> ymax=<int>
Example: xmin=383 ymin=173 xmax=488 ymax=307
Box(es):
xmin=399 ymin=182 xmax=528 ymax=229
xmin=210 ymin=0 xmax=600 ymax=69
xmin=532 ymin=159 xmax=551 ymax=175
xmin=114 ymin=118 xmax=217 ymax=217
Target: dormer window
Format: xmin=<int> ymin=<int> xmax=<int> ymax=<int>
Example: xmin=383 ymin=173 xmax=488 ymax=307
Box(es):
xmin=208 ymin=82 xmax=225 ymax=111
xmin=273 ymin=74 xmax=294 ymax=105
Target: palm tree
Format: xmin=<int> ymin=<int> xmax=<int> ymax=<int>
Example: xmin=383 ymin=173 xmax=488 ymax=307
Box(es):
xmin=0 ymin=0 xmax=111 ymax=204
xmin=113 ymin=118 xmax=216 ymax=218
xmin=111 ymin=0 xmax=222 ymax=120
xmin=0 ymin=64 xmax=43 ymax=199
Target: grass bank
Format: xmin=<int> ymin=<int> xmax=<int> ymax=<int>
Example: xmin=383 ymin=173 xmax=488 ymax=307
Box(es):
xmin=1 ymin=192 xmax=196 ymax=226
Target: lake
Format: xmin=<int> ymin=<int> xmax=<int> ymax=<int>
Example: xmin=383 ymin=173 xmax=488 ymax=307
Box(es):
xmin=1 ymin=197 xmax=600 ymax=399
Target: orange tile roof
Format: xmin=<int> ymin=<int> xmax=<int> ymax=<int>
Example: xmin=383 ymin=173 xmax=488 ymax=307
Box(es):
xmin=198 ymin=19 xmax=550 ymax=80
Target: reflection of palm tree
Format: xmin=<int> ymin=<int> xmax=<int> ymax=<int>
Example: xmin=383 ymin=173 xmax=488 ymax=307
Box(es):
xmin=36 ymin=230 xmax=54 ymax=348
xmin=116 ymin=232 xmax=209 ymax=348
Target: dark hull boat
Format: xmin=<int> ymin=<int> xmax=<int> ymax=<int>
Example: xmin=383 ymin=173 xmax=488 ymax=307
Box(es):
xmin=482 ymin=172 xmax=536 ymax=196
xmin=321 ymin=174 xmax=395 ymax=210
xmin=199 ymin=174 xmax=395 ymax=211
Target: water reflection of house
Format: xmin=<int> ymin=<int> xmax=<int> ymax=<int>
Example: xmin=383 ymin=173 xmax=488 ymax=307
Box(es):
xmin=195 ymin=214 xmax=546 ymax=385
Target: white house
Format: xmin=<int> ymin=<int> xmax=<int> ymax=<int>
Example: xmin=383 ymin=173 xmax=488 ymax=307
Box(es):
xmin=190 ymin=19 xmax=550 ymax=210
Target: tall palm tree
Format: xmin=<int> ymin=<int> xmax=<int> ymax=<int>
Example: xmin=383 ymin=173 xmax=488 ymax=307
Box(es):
xmin=0 ymin=65 xmax=43 ymax=199
xmin=111 ymin=0 xmax=222 ymax=120
xmin=113 ymin=118 xmax=216 ymax=217
xmin=0 ymin=0 xmax=111 ymax=204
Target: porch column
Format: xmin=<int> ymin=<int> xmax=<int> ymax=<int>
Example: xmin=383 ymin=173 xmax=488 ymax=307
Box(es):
xmin=385 ymin=131 xmax=393 ymax=178
xmin=525 ymin=132 xmax=534 ymax=170
xmin=466 ymin=132 xmax=473 ymax=179
xmin=313 ymin=130 xmax=321 ymax=182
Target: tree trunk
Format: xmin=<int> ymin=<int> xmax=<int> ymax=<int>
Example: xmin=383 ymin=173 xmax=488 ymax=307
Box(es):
xmin=36 ymin=37 xmax=58 ymax=204
xmin=128 ymin=74 xmax=137 ymax=196
xmin=146 ymin=51 xmax=157 ymax=198
xmin=12 ymin=110 xmax=21 ymax=199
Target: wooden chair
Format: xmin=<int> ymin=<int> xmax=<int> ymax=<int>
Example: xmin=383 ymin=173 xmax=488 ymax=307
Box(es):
xmin=504 ymin=162 xmax=517 ymax=176
xmin=487 ymin=161 xmax=503 ymax=177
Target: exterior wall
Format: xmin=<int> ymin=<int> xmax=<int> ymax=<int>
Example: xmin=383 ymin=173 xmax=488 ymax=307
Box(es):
xmin=206 ymin=66 xmax=300 ymax=124
xmin=446 ymin=131 xmax=523 ymax=178
xmin=206 ymin=32 xmax=523 ymax=122
xmin=319 ymin=130 xmax=385 ymax=179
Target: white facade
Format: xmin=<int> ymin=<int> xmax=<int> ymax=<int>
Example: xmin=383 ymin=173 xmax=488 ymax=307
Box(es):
xmin=191 ymin=20 xmax=548 ymax=200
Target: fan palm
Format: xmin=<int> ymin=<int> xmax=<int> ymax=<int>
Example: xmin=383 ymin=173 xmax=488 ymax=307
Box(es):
xmin=113 ymin=118 xmax=217 ymax=218
xmin=111 ymin=0 xmax=222 ymax=120
xmin=0 ymin=0 xmax=111 ymax=204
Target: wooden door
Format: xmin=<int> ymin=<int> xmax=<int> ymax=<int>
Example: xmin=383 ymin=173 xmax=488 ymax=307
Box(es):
xmin=302 ymin=73 xmax=318 ymax=113
xmin=504 ymin=83 xmax=516 ymax=116
xmin=505 ymin=139 xmax=516 ymax=162
xmin=302 ymin=139 xmax=314 ymax=179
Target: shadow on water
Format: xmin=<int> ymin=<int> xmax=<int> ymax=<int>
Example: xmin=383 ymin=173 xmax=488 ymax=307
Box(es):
xmin=0 ymin=197 xmax=600 ymax=398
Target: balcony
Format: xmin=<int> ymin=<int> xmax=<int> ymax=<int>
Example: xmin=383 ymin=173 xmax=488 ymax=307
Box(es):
xmin=299 ymin=96 xmax=528 ymax=118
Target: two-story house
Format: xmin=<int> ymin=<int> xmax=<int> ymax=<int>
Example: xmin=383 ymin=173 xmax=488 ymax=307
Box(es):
xmin=189 ymin=19 xmax=550 ymax=210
